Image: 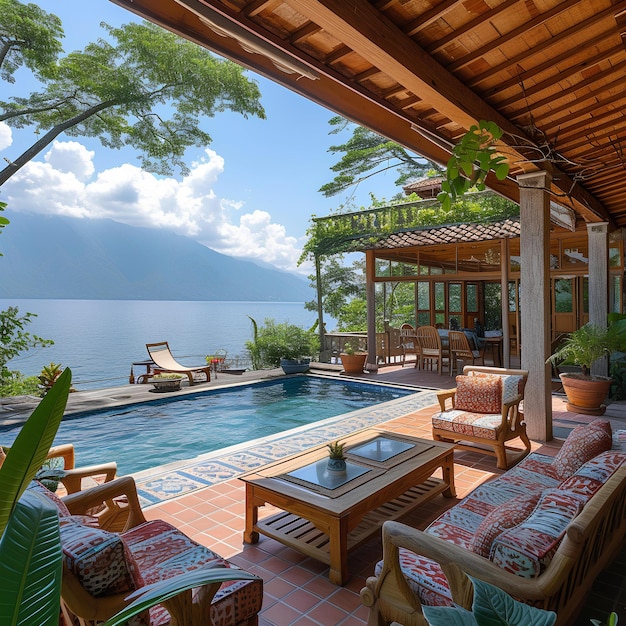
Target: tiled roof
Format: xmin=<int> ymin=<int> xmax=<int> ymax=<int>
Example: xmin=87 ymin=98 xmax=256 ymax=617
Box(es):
xmin=369 ymin=217 xmax=521 ymax=250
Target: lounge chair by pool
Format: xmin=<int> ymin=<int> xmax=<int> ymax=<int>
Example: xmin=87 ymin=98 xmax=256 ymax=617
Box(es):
xmin=146 ymin=341 xmax=211 ymax=385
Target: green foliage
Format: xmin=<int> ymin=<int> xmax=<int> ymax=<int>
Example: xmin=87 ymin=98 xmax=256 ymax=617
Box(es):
xmin=0 ymin=200 xmax=9 ymax=254
xmin=37 ymin=361 xmax=63 ymax=395
xmin=0 ymin=306 xmax=53 ymax=386
xmin=547 ymin=322 xmax=626 ymax=376
xmin=245 ymin=318 xmax=319 ymax=369
xmin=319 ymin=116 xmax=437 ymax=197
xmin=0 ymin=0 xmax=64 ymax=83
xmin=0 ymin=371 xmax=39 ymax=397
xmin=0 ymin=17 xmax=266 ymax=185
xmin=326 ymin=440 xmax=345 ymax=460
xmin=304 ymin=256 xmax=365 ymax=322
xmin=300 ymin=191 xmax=518 ymax=259
xmin=0 ymin=368 xmax=71 ymax=625
xmin=422 ymin=576 xmax=556 ymax=626
xmin=438 ymin=121 xmax=510 ymax=211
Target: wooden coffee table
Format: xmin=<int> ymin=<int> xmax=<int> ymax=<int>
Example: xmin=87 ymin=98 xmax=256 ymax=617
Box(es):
xmin=240 ymin=429 xmax=456 ymax=584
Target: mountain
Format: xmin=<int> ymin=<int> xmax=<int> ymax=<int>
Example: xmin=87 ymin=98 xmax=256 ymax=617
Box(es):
xmin=0 ymin=212 xmax=313 ymax=301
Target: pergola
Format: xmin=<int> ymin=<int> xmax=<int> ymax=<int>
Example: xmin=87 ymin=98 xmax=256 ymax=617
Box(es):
xmin=111 ymin=0 xmax=626 ymax=442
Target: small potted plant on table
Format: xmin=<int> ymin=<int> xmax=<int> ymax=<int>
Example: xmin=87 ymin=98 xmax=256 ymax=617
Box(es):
xmin=326 ymin=440 xmax=347 ymax=471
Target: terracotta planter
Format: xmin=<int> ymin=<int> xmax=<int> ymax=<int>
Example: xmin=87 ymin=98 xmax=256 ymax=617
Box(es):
xmin=559 ymin=373 xmax=613 ymax=416
xmin=340 ymin=353 xmax=367 ymax=375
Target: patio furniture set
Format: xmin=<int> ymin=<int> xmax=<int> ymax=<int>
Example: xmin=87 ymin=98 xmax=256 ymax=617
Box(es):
xmin=29 ymin=365 xmax=625 ymax=625
xmin=399 ymin=324 xmax=504 ymax=374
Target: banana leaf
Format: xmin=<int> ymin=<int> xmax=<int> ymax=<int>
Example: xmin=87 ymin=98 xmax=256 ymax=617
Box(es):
xmin=423 ymin=576 xmax=556 ymax=626
xmin=0 ymin=490 xmax=62 ymax=626
xmin=103 ymin=568 xmax=259 ymax=626
xmin=0 ymin=368 xmax=71 ymax=537
xmin=0 ymin=368 xmax=71 ymax=624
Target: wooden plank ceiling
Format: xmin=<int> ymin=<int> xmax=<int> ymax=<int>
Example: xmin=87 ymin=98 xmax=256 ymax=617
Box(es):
xmin=111 ymin=0 xmax=626 ymax=229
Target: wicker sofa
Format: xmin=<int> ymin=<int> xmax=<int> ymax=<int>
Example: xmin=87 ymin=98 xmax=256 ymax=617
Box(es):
xmin=361 ymin=419 xmax=626 ymax=625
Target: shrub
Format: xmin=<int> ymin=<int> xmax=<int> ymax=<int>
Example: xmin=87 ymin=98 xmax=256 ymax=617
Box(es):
xmin=246 ymin=318 xmax=319 ymax=369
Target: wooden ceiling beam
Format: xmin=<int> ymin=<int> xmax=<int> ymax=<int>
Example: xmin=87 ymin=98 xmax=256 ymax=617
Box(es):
xmin=541 ymin=87 xmax=626 ymax=134
xmin=402 ymin=0 xmax=463 ymax=38
xmin=242 ymin=0 xmax=276 ymax=18
xmin=495 ymin=47 xmax=624 ymax=109
xmin=426 ymin=0 xmax=519 ymax=57
xmin=472 ymin=7 xmax=623 ymax=90
xmin=478 ymin=33 xmax=621 ymax=95
xmin=508 ymin=59 xmax=626 ymax=122
xmin=289 ymin=21 xmax=321 ymax=44
xmin=283 ymin=0 xmax=614 ymax=224
xmin=446 ymin=0 xmax=582 ymax=72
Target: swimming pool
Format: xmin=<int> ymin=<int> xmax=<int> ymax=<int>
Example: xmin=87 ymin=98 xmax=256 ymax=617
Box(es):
xmin=1 ymin=376 xmax=414 ymax=475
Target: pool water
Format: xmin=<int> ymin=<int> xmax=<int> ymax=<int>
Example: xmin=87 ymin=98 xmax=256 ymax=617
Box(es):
xmin=2 ymin=376 xmax=412 ymax=475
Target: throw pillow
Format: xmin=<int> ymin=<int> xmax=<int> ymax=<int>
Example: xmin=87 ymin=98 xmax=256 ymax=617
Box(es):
xmin=553 ymin=420 xmax=613 ymax=479
xmin=455 ymin=374 xmax=502 ymax=414
xmin=469 ymin=491 xmax=541 ymax=558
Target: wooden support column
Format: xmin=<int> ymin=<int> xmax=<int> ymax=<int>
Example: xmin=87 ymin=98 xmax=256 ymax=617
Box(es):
xmin=365 ymin=250 xmax=377 ymax=364
xmin=518 ymin=171 xmax=552 ymax=442
xmin=587 ymin=222 xmax=609 ymax=377
xmin=314 ymin=254 xmax=328 ymax=362
xmin=500 ymin=237 xmax=510 ymax=368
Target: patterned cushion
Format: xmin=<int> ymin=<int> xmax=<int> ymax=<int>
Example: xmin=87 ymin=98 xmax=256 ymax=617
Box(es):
xmin=469 ymin=492 xmax=542 ymax=558
xmin=27 ymin=480 xmax=71 ymax=517
xmin=60 ymin=516 xmax=139 ymax=597
xmin=490 ymin=488 xmax=583 ymax=577
xmin=374 ymin=552 xmax=452 ymax=607
xmin=122 ymin=520 xmax=263 ymax=626
xmin=432 ymin=409 xmax=502 ymax=440
xmin=553 ymin=420 xmax=613 ymax=479
xmin=455 ymin=374 xmax=502 ymax=413
xmin=470 ymin=371 xmax=525 ymax=404
xmin=567 ymin=450 xmax=626 ymax=484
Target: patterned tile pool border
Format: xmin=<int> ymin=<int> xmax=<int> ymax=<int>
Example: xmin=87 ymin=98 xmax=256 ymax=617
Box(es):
xmin=135 ymin=388 xmax=437 ymax=506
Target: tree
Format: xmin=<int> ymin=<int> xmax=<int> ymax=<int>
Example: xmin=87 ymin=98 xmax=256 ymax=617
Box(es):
xmin=0 ymin=15 xmax=266 ymax=186
xmin=0 ymin=0 xmax=64 ymax=83
xmin=319 ymin=116 xmax=439 ymax=198
xmin=305 ymin=256 xmax=365 ymax=322
xmin=0 ymin=306 xmax=53 ymax=386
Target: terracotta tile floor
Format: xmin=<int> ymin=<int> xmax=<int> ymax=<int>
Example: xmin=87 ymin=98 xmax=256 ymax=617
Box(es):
xmin=140 ymin=377 xmax=626 ymax=626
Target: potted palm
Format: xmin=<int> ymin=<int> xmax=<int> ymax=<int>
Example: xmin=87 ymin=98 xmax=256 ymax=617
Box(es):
xmin=326 ymin=440 xmax=347 ymax=471
xmin=340 ymin=338 xmax=367 ymax=375
xmin=547 ymin=322 xmax=625 ymax=415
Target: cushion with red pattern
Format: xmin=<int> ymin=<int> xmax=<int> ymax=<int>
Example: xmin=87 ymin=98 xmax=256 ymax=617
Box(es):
xmin=455 ymin=374 xmax=502 ymax=414
xmin=553 ymin=420 xmax=613 ymax=479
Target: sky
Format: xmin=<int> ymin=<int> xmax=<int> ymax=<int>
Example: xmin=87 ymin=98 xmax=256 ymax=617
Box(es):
xmin=0 ymin=0 xmax=404 ymax=275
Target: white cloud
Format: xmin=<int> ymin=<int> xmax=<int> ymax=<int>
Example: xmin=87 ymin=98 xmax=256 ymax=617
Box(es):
xmin=2 ymin=141 xmax=308 ymax=273
xmin=0 ymin=122 xmax=11 ymax=151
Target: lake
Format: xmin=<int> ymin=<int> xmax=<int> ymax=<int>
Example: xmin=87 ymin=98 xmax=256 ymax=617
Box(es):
xmin=1 ymin=299 xmax=331 ymax=390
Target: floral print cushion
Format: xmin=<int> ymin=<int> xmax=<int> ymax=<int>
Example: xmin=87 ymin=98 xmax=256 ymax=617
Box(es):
xmin=489 ymin=488 xmax=584 ymax=577
xmin=552 ymin=420 xmax=613 ymax=479
xmin=27 ymin=479 xmax=71 ymax=517
xmin=454 ymin=374 xmax=502 ymax=413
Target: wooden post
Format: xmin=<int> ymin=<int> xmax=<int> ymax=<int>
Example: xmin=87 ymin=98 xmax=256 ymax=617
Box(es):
xmin=518 ymin=170 xmax=552 ymax=442
xmin=366 ymin=250 xmax=377 ymax=364
xmin=587 ymin=222 xmax=609 ymax=377
xmin=314 ymin=254 xmax=328 ymax=361
xmin=500 ymin=237 xmax=510 ymax=368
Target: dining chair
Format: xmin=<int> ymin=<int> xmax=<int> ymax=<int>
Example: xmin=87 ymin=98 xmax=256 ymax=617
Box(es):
xmin=399 ymin=323 xmax=420 ymax=368
xmin=448 ymin=330 xmax=485 ymax=376
xmin=416 ymin=325 xmax=449 ymax=375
